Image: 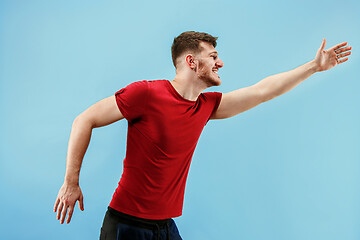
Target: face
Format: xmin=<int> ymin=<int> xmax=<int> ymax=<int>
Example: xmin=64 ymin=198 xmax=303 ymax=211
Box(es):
xmin=194 ymin=41 xmax=224 ymax=87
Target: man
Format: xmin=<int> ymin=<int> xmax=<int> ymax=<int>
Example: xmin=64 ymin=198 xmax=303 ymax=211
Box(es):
xmin=54 ymin=31 xmax=351 ymax=239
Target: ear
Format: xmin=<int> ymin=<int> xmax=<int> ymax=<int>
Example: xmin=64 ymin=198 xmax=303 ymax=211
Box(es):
xmin=185 ymin=54 xmax=196 ymax=70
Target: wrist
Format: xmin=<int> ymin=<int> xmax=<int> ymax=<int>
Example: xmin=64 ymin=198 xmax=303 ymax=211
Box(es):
xmin=309 ymin=59 xmax=320 ymax=73
xmin=64 ymin=174 xmax=80 ymax=186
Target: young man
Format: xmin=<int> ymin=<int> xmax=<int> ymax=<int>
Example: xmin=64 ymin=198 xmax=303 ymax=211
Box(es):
xmin=54 ymin=31 xmax=351 ymax=239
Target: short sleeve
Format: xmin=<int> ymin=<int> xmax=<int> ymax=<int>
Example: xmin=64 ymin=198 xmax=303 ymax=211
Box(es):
xmin=205 ymin=92 xmax=222 ymax=123
xmin=115 ymin=80 xmax=149 ymax=122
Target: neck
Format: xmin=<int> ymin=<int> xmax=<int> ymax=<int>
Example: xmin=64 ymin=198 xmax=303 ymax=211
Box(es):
xmin=170 ymin=72 xmax=209 ymax=102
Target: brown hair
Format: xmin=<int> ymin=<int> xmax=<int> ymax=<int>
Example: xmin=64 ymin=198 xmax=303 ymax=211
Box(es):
xmin=171 ymin=31 xmax=218 ymax=68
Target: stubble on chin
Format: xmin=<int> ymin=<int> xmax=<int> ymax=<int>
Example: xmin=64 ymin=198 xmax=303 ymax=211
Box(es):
xmin=197 ymin=60 xmax=220 ymax=87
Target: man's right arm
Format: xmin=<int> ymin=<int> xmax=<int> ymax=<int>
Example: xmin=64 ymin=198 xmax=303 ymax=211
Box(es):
xmin=210 ymin=40 xmax=351 ymax=120
xmin=54 ymin=95 xmax=124 ymax=224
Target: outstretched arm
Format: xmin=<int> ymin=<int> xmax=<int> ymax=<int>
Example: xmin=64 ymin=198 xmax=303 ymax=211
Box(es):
xmin=54 ymin=95 xmax=124 ymax=224
xmin=211 ymin=39 xmax=352 ymax=119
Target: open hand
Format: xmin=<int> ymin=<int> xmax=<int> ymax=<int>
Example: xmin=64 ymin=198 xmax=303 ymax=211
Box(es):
xmin=314 ymin=39 xmax=352 ymax=72
xmin=54 ymin=183 xmax=84 ymax=224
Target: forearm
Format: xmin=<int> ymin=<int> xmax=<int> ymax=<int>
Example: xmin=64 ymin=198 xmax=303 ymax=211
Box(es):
xmin=255 ymin=60 xmax=319 ymax=102
xmin=64 ymin=116 xmax=93 ymax=185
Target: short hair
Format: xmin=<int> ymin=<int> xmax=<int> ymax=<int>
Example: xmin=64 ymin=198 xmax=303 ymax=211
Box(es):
xmin=171 ymin=31 xmax=218 ymax=68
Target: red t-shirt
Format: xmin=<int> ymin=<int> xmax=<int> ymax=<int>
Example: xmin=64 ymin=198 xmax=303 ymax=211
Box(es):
xmin=109 ymin=79 xmax=222 ymax=219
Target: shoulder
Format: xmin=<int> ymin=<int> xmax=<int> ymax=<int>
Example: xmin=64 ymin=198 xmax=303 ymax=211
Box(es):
xmin=146 ymin=79 xmax=170 ymax=93
xmin=147 ymin=79 xmax=168 ymax=87
xmin=114 ymin=81 xmax=150 ymax=111
xmin=201 ymin=91 xmax=223 ymax=101
xmin=116 ymin=79 xmax=169 ymax=98
xmin=116 ymin=80 xmax=149 ymax=95
xmin=125 ymin=79 xmax=149 ymax=89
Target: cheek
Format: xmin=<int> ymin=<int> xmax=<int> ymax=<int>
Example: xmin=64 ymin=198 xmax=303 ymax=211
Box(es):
xmin=197 ymin=61 xmax=205 ymax=73
xmin=197 ymin=59 xmax=204 ymax=68
xmin=198 ymin=60 xmax=211 ymax=72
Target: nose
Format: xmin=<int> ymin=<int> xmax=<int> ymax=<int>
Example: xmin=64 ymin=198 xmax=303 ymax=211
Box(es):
xmin=216 ymin=58 xmax=224 ymax=68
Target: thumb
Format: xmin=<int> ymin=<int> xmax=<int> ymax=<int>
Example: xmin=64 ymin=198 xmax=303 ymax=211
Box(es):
xmin=319 ymin=38 xmax=326 ymax=52
xmin=79 ymin=195 xmax=84 ymax=211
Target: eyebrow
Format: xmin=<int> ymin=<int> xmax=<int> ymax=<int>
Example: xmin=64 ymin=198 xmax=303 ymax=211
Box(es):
xmin=209 ymin=51 xmax=218 ymax=55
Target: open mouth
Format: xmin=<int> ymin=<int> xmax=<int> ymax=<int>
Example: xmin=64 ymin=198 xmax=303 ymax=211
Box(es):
xmin=212 ymin=69 xmax=219 ymax=78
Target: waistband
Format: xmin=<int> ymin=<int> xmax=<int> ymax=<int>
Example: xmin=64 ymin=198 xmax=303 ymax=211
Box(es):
xmin=107 ymin=206 xmax=172 ymax=230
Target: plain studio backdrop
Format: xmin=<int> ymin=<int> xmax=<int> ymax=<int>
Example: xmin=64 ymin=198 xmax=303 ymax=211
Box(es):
xmin=0 ymin=0 xmax=359 ymax=239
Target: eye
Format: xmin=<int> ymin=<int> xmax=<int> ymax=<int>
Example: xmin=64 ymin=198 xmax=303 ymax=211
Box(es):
xmin=212 ymin=55 xmax=217 ymax=60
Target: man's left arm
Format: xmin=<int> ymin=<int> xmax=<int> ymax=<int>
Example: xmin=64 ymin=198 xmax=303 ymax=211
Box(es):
xmin=211 ymin=39 xmax=352 ymax=119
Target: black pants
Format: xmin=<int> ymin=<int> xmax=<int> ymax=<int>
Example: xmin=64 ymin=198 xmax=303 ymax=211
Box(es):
xmin=100 ymin=207 xmax=183 ymax=240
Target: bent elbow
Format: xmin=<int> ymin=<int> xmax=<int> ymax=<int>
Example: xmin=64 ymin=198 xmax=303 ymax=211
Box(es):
xmin=73 ymin=114 xmax=95 ymax=129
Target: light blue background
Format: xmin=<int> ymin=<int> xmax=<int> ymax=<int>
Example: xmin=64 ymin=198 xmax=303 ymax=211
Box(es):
xmin=1 ymin=0 xmax=359 ymax=239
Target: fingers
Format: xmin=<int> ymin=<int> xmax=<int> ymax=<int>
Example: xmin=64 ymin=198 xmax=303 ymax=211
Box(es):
xmin=57 ymin=202 xmax=64 ymax=221
xmin=56 ymin=200 xmax=70 ymax=224
xmin=337 ymin=51 xmax=352 ymax=59
xmin=337 ymin=57 xmax=349 ymax=64
xmin=56 ymin=200 xmax=78 ymax=224
xmin=67 ymin=205 xmax=74 ymax=224
xmin=60 ymin=204 xmax=68 ymax=224
xmin=54 ymin=198 xmax=60 ymax=212
xmin=330 ymin=42 xmax=348 ymax=51
xmin=335 ymin=46 xmax=352 ymax=54
xmin=335 ymin=46 xmax=352 ymax=65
